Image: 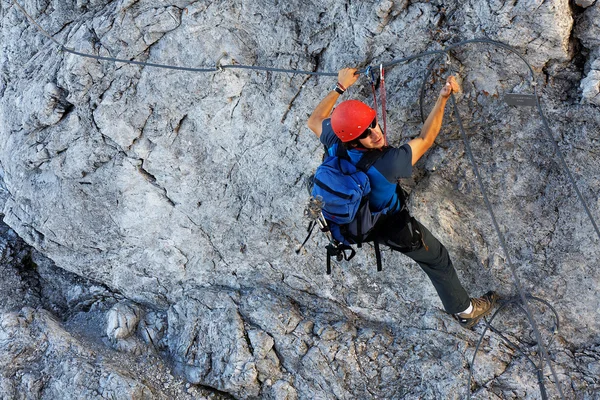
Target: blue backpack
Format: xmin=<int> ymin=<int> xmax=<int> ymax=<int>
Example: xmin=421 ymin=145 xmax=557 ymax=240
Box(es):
xmin=299 ymin=145 xmax=392 ymax=273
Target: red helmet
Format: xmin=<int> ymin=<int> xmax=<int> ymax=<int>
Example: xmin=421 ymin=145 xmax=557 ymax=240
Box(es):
xmin=330 ymin=100 xmax=377 ymax=142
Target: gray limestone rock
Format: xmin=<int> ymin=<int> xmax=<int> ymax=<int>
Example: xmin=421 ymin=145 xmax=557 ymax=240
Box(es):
xmin=0 ymin=220 xmax=230 ymax=399
xmin=106 ymin=301 xmax=150 ymax=355
xmin=107 ymin=301 xmax=142 ymax=340
xmin=1 ymin=0 xmax=600 ymax=398
xmin=576 ymin=2 xmax=600 ymax=105
xmin=575 ymin=0 xmax=597 ymax=8
xmin=166 ymin=289 xmax=261 ymax=398
xmin=580 ymin=65 xmax=600 ymax=105
xmin=0 ymin=305 xmax=223 ymax=399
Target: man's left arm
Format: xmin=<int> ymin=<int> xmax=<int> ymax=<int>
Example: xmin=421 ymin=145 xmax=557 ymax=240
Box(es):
xmin=407 ymin=76 xmax=460 ymax=165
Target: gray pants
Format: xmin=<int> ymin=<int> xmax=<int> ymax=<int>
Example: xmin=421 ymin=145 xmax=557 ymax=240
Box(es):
xmin=378 ymin=218 xmax=471 ymax=314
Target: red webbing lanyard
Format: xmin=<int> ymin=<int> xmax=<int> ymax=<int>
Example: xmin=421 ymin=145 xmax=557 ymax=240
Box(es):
xmin=380 ymin=64 xmax=388 ymax=146
xmin=367 ymin=65 xmax=388 ymax=147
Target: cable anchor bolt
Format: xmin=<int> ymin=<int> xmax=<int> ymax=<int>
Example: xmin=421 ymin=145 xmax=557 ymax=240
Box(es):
xmin=445 ymin=52 xmax=452 ymax=66
xmin=215 ymin=52 xmax=228 ymax=72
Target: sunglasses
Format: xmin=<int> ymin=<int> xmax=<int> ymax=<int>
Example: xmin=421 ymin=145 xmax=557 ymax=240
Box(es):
xmin=358 ymin=118 xmax=378 ymax=140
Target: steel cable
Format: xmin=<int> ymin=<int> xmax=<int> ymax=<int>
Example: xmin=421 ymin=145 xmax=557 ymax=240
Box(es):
xmin=449 ymin=92 xmax=566 ymax=399
xmin=468 ymin=295 xmax=560 ymax=399
xmin=9 ymin=0 xmax=337 ymax=76
xmin=414 ymin=39 xmax=597 ymax=399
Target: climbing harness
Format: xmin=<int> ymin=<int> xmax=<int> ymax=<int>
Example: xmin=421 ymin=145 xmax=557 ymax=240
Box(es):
xmin=11 ymin=1 xmax=600 ymax=397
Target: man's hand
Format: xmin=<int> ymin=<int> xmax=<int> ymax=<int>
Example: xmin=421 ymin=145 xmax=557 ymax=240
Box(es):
xmin=338 ymin=68 xmax=359 ymax=90
xmin=307 ymin=67 xmax=360 ymax=137
xmin=440 ymin=76 xmax=460 ymax=99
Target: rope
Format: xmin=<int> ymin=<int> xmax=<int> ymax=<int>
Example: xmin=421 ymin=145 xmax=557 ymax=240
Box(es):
xmin=535 ymin=97 xmax=600 ymax=239
xmin=365 ymin=66 xmax=380 ymax=121
xmin=412 ymin=40 xmax=597 ymax=399
xmin=416 ymin=43 xmax=565 ymax=399
xmin=9 ymin=0 xmax=452 ymax=77
xmin=469 ymin=295 xmax=560 ymax=399
xmin=417 ymin=39 xmax=599 ymax=242
xmin=9 ymin=1 xmax=551 ymax=85
xmin=450 ymin=93 xmax=565 ymax=399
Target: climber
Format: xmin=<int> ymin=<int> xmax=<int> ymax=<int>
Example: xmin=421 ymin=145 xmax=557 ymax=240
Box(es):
xmin=306 ymin=68 xmax=498 ymax=329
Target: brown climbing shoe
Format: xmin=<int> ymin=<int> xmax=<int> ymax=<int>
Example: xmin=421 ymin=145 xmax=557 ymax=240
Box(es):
xmin=454 ymin=291 xmax=500 ymax=329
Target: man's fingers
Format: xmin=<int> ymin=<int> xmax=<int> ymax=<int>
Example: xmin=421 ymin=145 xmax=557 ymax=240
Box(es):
xmin=446 ymin=76 xmax=460 ymax=93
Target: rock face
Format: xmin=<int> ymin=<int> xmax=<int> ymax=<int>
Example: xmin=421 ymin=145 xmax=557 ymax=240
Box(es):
xmin=0 ymin=222 xmax=226 ymax=399
xmin=1 ymin=0 xmax=599 ymax=398
xmin=576 ymin=2 xmax=600 ymax=105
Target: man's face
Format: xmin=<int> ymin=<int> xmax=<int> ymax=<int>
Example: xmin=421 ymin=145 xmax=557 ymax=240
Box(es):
xmin=358 ymin=122 xmax=385 ymax=149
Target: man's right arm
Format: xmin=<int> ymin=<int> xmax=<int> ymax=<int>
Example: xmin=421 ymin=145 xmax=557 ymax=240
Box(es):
xmin=307 ymin=91 xmax=342 ymax=138
xmin=307 ymin=68 xmax=360 ymax=138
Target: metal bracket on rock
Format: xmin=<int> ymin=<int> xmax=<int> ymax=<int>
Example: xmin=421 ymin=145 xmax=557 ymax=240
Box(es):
xmin=215 ymin=52 xmax=228 ymax=72
xmin=504 ymin=93 xmax=537 ymax=107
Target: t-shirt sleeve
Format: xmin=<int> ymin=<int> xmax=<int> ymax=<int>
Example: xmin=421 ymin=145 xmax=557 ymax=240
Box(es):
xmin=374 ymin=144 xmax=413 ymax=182
xmin=319 ymin=119 xmax=340 ymax=149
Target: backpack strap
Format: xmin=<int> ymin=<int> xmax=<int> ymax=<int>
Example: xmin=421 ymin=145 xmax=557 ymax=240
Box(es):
xmin=334 ymin=145 xmax=390 ymax=170
xmin=374 ymin=240 xmax=382 ymax=271
xmin=395 ymin=183 xmax=410 ymax=212
xmin=357 ymin=148 xmax=390 ymax=271
xmin=355 ymin=147 xmax=390 ymax=172
xmin=325 ymin=243 xmax=356 ymax=275
xmin=334 ymin=144 xmax=350 ymax=160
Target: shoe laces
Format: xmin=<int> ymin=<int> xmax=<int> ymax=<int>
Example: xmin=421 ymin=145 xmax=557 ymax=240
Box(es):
xmin=471 ymin=296 xmax=490 ymax=310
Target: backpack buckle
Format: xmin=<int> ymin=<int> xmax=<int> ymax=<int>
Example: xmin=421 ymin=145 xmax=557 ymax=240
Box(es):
xmin=325 ymin=243 xmax=356 ymax=274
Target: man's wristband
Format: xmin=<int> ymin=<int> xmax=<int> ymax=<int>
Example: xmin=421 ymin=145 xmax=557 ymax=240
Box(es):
xmin=332 ymin=82 xmax=346 ymax=95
